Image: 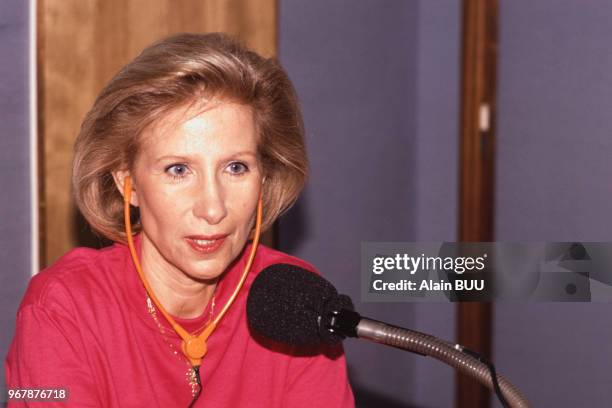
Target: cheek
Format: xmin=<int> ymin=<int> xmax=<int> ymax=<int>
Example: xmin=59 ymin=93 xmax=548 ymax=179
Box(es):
xmin=230 ymin=186 xmax=260 ymax=224
xmin=138 ymin=186 xmax=186 ymax=228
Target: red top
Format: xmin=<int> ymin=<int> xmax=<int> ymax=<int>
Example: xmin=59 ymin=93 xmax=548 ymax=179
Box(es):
xmin=5 ymin=238 xmax=354 ymax=407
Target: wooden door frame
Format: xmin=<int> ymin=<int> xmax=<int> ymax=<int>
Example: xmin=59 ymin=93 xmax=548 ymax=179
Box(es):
xmin=457 ymin=0 xmax=498 ymax=407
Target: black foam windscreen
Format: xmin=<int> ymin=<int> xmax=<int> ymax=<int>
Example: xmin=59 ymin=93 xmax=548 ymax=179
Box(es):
xmin=246 ymin=263 xmax=354 ymax=346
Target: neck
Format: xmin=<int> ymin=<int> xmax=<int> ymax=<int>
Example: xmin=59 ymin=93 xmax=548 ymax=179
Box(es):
xmin=140 ymin=235 xmax=216 ymax=319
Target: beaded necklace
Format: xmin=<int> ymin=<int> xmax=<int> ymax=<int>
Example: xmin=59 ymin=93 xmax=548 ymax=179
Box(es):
xmin=146 ymin=295 xmax=216 ymax=396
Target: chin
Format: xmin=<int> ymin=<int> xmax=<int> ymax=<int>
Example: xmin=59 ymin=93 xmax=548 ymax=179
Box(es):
xmin=184 ymin=257 xmax=233 ymax=282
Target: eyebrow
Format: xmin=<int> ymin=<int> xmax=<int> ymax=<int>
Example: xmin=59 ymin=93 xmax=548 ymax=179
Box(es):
xmin=154 ymin=151 xmax=258 ymax=163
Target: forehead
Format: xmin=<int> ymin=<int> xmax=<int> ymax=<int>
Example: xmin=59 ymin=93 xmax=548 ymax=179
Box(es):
xmin=137 ymin=101 xmax=258 ymax=157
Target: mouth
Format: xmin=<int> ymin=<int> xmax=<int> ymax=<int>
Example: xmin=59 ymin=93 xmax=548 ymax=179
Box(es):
xmin=185 ymin=234 xmax=228 ymax=254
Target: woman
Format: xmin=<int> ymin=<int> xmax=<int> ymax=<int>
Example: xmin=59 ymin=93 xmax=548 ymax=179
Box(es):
xmin=6 ymin=33 xmax=354 ymax=407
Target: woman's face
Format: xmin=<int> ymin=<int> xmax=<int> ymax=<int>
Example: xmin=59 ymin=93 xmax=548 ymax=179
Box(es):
xmin=126 ymin=102 xmax=262 ymax=282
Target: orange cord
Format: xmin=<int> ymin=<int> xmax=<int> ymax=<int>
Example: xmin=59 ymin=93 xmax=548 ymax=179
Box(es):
xmin=123 ymin=176 xmax=263 ymax=366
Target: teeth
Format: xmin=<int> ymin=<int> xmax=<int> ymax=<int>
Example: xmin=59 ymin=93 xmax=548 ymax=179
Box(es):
xmin=193 ymin=239 xmax=216 ymax=245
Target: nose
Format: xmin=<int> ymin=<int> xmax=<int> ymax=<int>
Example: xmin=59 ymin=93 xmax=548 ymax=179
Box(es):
xmin=192 ymin=174 xmax=228 ymax=225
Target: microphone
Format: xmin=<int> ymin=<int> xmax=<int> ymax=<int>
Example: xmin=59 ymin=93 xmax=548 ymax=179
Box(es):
xmin=246 ymin=263 xmax=354 ymax=345
xmin=246 ymin=263 xmax=439 ymax=348
xmin=246 ymin=264 xmax=530 ymax=408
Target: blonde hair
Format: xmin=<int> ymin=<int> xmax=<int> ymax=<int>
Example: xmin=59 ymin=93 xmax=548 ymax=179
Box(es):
xmin=73 ymin=33 xmax=307 ymax=242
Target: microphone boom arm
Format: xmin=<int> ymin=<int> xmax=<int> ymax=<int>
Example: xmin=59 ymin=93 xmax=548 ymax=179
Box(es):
xmin=327 ymin=309 xmax=529 ymax=408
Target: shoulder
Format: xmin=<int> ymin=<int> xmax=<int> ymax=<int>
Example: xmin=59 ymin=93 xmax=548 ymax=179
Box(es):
xmin=252 ymin=245 xmax=319 ymax=275
xmin=19 ymin=244 xmax=125 ymax=311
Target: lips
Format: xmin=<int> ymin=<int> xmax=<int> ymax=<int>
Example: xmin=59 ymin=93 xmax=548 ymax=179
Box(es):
xmin=186 ymin=234 xmax=228 ymax=254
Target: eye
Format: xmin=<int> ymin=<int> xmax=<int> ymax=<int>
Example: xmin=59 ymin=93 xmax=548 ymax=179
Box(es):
xmin=227 ymin=162 xmax=249 ymax=175
xmin=165 ymin=163 xmax=189 ymax=179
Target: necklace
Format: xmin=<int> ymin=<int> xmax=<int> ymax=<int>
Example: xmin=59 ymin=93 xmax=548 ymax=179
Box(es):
xmin=146 ymin=295 xmax=216 ymax=397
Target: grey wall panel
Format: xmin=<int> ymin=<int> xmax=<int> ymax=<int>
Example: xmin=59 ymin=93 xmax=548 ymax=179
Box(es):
xmin=279 ymin=1 xmax=459 ymax=406
xmin=278 ymin=1 xmax=419 ymax=404
xmin=495 ymin=1 xmax=612 ymax=407
xmin=412 ymin=1 xmax=460 ymax=405
xmin=0 ymin=0 xmax=32 ymax=396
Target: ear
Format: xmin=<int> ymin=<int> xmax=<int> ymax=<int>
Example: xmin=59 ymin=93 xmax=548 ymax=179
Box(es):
xmin=112 ymin=170 xmax=140 ymax=207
